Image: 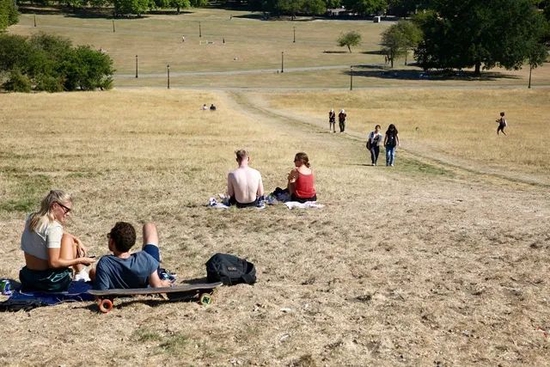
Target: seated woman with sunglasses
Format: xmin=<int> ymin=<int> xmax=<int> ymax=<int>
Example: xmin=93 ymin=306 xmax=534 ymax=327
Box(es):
xmin=287 ymin=152 xmax=317 ymax=203
xmin=19 ymin=190 xmax=96 ymax=292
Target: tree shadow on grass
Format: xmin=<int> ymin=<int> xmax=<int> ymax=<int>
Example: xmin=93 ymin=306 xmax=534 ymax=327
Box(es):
xmin=345 ymin=65 xmax=521 ymax=81
xmin=18 ymin=5 xmax=65 ymax=15
xmin=361 ymin=50 xmax=387 ymax=55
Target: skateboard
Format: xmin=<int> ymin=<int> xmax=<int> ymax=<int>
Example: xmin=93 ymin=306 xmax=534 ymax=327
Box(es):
xmin=87 ymin=281 xmax=223 ymax=313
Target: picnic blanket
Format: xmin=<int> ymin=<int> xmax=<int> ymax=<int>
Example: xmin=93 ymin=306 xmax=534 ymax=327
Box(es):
xmin=207 ymin=189 xmax=323 ymax=209
xmin=0 ymin=281 xmax=94 ymax=312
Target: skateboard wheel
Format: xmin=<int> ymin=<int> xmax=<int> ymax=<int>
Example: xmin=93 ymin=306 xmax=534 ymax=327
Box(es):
xmin=199 ymin=293 xmax=212 ymax=305
xmin=98 ymin=298 xmax=114 ymax=313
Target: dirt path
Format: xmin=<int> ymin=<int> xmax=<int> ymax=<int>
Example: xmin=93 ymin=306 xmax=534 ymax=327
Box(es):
xmin=220 ymin=90 xmax=550 ymax=188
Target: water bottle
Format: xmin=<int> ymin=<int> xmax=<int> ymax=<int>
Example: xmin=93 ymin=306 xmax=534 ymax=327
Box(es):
xmin=0 ymin=279 xmax=12 ymax=296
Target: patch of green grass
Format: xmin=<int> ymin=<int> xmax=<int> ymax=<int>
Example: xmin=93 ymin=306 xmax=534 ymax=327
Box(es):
xmin=0 ymin=174 xmax=52 ymax=213
xmin=65 ymin=172 xmax=102 ymax=179
xmin=131 ymin=328 xmax=164 ymax=342
xmin=397 ymin=156 xmax=453 ymax=177
xmin=158 ymin=332 xmax=189 ymax=355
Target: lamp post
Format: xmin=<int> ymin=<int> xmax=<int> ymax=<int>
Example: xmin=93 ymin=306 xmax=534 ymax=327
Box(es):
xmin=199 ymin=21 xmax=202 ymax=38
xmin=350 ymin=65 xmax=353 ymax=91
xmin=281 ymin=51 xmax=284 ymax=73
xmin=135 ymin=55 xmax=138 ymax=78
xmin=293 ymin=26 xmax=296 ymax=43
xmin=167 ymin=64 xmax=170 ymax=89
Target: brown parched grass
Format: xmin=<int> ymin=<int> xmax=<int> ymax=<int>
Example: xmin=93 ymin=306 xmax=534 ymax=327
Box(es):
xmin=1 ymin=8 xmax=550 ymax=367
xmin=0 ymin=88 xmax=549 ymax=366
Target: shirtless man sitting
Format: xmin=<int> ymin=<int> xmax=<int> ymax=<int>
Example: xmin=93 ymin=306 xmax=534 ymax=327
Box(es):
xmin=227 ymin=149 xmax=264 ymax=208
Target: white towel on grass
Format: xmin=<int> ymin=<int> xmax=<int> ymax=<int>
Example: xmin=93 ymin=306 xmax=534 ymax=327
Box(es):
xmin=284 ymin=201 xmax=324 ymax=209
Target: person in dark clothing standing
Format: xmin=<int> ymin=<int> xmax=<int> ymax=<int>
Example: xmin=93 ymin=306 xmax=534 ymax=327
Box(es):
xmin=338 ymin=109 xmax=347 ymax=132
xmin=329 ymin=109 xmax=336 ymax=133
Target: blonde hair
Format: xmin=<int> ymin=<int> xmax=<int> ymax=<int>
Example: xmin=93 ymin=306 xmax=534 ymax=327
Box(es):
xmin=28 ymin=190 xmax=72 ymax=232
xmin=235 ymin=149 xmax=249 ymax=163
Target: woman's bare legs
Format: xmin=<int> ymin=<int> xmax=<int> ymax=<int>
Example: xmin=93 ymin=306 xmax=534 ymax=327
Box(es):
xmin=60 ymin=234 xmax=84 ymax=273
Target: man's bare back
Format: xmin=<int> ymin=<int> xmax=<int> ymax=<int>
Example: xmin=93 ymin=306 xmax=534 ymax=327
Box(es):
xmin=227 ymin=150 xmax=264 ymax=206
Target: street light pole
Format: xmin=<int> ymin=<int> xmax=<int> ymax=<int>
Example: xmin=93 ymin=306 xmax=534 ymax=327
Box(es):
xmin=293 ymin=26 xmax=296 ymax=43
xmin=350 ymin=65 xmax=353 ymax=91
xmin=135 ymin=55 xmax=138 ymax=78
xmin=167 ymin=64 xmax=170 ymax=89
xmin=281 ymin=52 xmax=284 ymax=73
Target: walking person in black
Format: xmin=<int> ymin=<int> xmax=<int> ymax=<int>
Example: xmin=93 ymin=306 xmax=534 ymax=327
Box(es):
xmin=338 ymin=109 xmax=347 ymax=133
xmin=384 ymin=124 xmax=400 ymax=167
xmin=496 ymin=111 xmax=507 ymax=135
xmin=329 ymin=109 xmax=336 ymax=133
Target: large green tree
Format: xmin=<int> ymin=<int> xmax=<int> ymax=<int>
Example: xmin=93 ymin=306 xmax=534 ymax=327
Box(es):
xmin=381 ymin=20 xmax=422 ymax=67
xmin=261 ymin=0 xmax=328 ymax=17
xmin=338 ymin=30 xmax=361 ymax=52
xmin=387 ymin=0 xmax=429 ymax=17
xmin=415 ymin=0 xmax=548 ymax=75
xmin=0 ymin=0 xmax=18 ymax=31
xmin=113 ymin=0 xmax=149 ymax=16
xmin=0 ymin=33 xmax=114 ymax=92
xmin=341 ymin=0 xmax=386 ymax=15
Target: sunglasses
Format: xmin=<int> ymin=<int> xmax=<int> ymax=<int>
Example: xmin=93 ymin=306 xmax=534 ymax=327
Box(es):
xmin=57 ymin=202 xmax=72 ymax=214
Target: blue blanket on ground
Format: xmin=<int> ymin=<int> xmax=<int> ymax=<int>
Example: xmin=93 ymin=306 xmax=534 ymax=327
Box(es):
xmin=0 ymin=281 xmax=93 ymax=311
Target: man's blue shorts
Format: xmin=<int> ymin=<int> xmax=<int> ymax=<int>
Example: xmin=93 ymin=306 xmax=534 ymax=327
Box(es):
xmin=143 ymin=244 xmax=160 ymax=263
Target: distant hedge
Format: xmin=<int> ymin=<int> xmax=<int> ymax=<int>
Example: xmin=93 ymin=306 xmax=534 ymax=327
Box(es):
xmin=0 ymin=33 xmax=114 ymax=92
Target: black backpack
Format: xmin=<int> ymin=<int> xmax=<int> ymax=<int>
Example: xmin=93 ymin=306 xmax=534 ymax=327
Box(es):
xmin=205 ymin=253 xmax=257 ymax=286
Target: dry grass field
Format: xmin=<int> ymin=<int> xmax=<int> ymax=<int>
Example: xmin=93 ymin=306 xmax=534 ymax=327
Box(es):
xmin=0 ymin=88 xmax=549 ymax=367
xmin=10 ymin=9 xmax=550 ymax=89
xmin=2 ymin=7 xmax=550 ymax=367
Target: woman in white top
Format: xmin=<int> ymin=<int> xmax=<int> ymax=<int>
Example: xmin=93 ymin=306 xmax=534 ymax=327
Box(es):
xmin=19 ymin=190 xmax=95 ymax=291
xmin=367 ymin=124 xmax=383 ymax=166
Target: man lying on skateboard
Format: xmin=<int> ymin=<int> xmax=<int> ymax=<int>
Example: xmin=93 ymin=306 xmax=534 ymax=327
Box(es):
xmin=90 ymin=222 xmax=174 ymax=290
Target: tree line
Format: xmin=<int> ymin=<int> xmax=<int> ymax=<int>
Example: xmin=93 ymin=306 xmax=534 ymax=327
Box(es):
xmin=0 ymin=0 xmax=548 ymax=92
xmin=0 ymin=33 xmax=114 ymax=92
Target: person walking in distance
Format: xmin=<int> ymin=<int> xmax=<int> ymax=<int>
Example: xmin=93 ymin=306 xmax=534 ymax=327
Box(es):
xmin=366 ymin=124 xmax=383 ymax=166
xmin=338 ymin=109 xmax=347 ymax=133
xmin=384 ymin=124 xmax=400 ymax=167
xmin=328 ymin=109 xmax=336 ymax=133
xmin=496 ymin=111 xmax=507 ymax=135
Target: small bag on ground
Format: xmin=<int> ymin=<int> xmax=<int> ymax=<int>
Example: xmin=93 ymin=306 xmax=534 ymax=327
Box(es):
xmin=205 ymin=253 xmax=256 ymax=286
